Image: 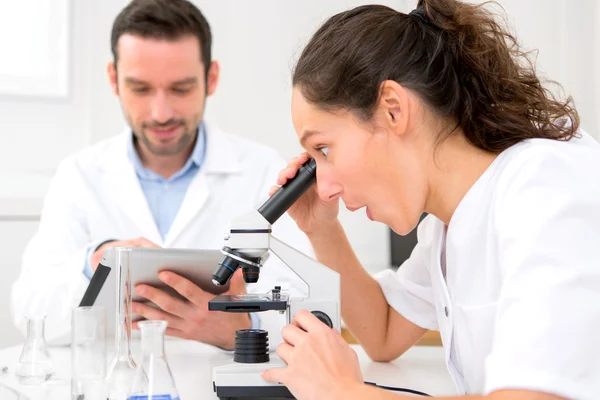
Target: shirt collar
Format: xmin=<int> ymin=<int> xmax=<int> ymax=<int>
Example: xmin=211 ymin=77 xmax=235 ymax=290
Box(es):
xmin=127 ymin=123 xmax=206 ymax=180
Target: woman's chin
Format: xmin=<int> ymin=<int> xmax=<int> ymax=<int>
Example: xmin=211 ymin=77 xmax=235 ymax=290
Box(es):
xmin=388 ymin=220 xmax=413 ymax=236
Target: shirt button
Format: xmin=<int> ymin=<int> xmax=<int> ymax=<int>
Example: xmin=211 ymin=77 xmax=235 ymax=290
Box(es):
xmin=444 ymin=306 xmax=449 ymax=317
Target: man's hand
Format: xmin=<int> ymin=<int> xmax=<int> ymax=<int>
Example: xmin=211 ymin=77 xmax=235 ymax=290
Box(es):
xmin=90 ymin=237 xmax=160 ymax=272
xmin=132 ymin=268 xmax=251 ymax=349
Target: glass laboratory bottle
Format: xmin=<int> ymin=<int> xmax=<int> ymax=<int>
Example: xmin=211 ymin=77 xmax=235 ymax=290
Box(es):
xmin=15 ymin=316 xmax=53 ymax=385
xmin=106 ymin=247 xmax=137 ymax=400
xmin=128 ymin=320 xmax=180 ymax=400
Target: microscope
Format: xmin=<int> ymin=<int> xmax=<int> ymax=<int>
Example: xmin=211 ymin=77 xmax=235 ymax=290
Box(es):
xmin=209 ymin=158 xmax=341 ymax=399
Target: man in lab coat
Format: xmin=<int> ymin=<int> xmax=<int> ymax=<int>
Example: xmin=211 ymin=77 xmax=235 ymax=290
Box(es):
xmin=10 ymin=0 xmax=309 ymax=348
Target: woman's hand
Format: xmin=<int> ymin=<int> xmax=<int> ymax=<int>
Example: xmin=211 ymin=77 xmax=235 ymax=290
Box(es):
xmin=270 ymin=153 xmax=339 ymax=234
xmin=262 ymin=310 xmax=364 ymax=400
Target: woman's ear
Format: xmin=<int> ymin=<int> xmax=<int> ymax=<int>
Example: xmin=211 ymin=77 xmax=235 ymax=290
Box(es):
xmin=379 ymin=80 xmax=409 ymax=137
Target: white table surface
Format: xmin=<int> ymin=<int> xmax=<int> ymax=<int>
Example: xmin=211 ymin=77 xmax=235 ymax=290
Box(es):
xmin=0 ymin=340 xmax=457 ymax=399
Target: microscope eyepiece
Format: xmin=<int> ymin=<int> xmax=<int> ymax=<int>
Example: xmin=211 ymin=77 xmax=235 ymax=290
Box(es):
xmin=258 ymin=158 xmax=316 ymax=225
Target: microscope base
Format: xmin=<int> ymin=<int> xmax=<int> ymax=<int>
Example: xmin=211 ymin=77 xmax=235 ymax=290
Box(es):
xmin=213 ymin=357 xmax=295 ymax=399
xmin=214 ymin=384 xmax=293 ymax=399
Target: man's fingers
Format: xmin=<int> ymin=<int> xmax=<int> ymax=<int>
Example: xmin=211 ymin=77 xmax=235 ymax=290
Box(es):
xmin=261 ymin=367 xmax=287 ymax=384
xmin=133 ymin=322 xmax=187 ymax=341
xmin=281 ymin=324 xmax=307 ymax=346
xmin=134 ymin=237 xmax=160 ymax=248
xmin=158 ymin=271 xmax=213 ymax=307
xmin=165 ymin=327 xmax=186 ymax=340
xmin=226 ymin=269 xmax=246 ymax=294
xmin=131 ymin=301 xmax=184 ymax=330
xmin=135 ymin=283 xmax=189 ymax=317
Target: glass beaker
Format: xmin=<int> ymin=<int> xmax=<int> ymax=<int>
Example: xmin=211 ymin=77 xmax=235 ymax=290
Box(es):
xmin=128 ymin=320 xmax=180 ymax=400
xmin=71 ymin=306 xmax=107 ymax=400
xmin=106 ymin=247 xmax=137 ymax=400
xmin=15 ymin=315 xmax=53 ymax=385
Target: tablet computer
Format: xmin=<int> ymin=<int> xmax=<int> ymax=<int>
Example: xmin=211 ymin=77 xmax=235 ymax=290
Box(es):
xmin=80 ymin=247 xmax=231 ymax=325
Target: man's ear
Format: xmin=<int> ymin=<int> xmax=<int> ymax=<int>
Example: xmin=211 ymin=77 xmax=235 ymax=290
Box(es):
xmin=107 ymin=61 xmax=119 ymax=96
xmin=206 ymin=60 xmax=220 ymax=97
xmin=379 ymin=80 xmax=409 ymax=137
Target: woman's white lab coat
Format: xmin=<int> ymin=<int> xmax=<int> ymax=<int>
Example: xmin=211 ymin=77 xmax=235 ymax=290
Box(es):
xmin=10 ymin=124 xmax=310 ymax=344
xmin=375 ymin=132 xmax=600 ymax=399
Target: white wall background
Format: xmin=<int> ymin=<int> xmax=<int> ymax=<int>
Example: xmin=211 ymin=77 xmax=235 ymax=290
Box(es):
xmin=0 ymin=0 xmax=598 ymax=347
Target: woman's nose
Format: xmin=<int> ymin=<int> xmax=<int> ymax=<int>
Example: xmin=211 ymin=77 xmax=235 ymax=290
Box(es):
xmin=316 ymin=169 xmax=342 ymax=201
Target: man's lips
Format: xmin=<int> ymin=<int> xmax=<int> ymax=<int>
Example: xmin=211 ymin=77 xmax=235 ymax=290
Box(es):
xmin=148 ymin=125 xmax=181 ymax=137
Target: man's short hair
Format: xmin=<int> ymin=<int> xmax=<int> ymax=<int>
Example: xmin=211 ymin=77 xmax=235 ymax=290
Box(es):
xmin=111 ymin=0 xmax=212 ymax=75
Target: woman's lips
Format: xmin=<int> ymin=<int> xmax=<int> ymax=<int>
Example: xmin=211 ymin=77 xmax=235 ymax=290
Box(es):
xmin=346 ymin=205 xmax=374 ymax=221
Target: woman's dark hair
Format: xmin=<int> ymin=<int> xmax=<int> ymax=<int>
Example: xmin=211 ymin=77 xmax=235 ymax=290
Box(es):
xmin=111 ymin=0 xmax=212 ymax=76
xmin=293 ymin=0 xmax=579 ymax=153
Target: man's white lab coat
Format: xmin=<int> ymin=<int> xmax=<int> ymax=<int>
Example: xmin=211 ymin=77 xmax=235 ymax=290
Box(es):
xmin=11 ymin=124 xmax=310 ymax=344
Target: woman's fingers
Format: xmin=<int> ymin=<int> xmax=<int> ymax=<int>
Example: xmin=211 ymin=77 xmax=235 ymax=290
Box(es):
xmin=281 ymin=323 xmax=307 ymax=346
xmin=269 ymin=185 xmax=280 ymax=197
xmin=291 ymin=309 xmax=327 ymax=333
xmin=261 ymin=367 xmax=287 ymax=384
xmin=276 ymin=342 xmax=294 ymax=364
xmin=296 ymin=152 xmax=310 ymax=164
xmin=276 ymin=153 xmax=313 ymax=186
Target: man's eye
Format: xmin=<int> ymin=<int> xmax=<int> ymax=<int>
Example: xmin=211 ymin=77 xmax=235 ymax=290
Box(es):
xmin=132 ymin=87 xmax=149 ymax=94
xmin=173 ymin=88 xmax=191 ymax=94
xmin=316 ymin=147 xmax=328 ymax=157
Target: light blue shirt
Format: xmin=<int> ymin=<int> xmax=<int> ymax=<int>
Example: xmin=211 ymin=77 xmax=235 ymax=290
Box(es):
xmin=127 ymin=126 xmax=207 ymax=240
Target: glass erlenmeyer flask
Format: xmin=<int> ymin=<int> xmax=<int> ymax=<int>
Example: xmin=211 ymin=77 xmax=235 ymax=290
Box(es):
xmin=128 ymin=320 xmax=180 ymax=400
xmin=15 ymin=316 xmax=53 ymax=385
xmin=106 ymin=247 xmax=137 ymax=400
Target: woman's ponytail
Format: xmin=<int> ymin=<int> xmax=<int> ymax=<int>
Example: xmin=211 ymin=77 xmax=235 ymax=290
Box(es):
xmin=294 ymin=0 xmax=579 ymax=153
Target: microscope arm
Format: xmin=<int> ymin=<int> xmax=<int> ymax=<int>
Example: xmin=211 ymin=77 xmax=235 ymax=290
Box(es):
xmin=268 ymin=234 xmax=341 ymax=331
xmin=268 ymin=235 xmax=339 ymax=305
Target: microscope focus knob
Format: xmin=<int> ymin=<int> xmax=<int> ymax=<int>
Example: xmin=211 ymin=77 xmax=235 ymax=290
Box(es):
xmin=311 ymin=311 xmax=333 ymax=328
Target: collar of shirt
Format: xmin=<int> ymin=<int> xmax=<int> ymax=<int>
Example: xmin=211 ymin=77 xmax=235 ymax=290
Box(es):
xmin=127 ymin=123 xmax=207 ymax=182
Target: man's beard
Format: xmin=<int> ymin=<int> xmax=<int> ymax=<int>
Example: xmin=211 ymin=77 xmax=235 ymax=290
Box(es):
xmin=135 ymin=118 xmax=198 ymax=156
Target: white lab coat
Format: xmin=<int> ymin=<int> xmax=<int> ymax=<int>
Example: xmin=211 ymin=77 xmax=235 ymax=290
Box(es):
xmin=11 ymin=123 xmax=310 ymax=345
xmin=376 ymin=131 xmax=600 ymax=399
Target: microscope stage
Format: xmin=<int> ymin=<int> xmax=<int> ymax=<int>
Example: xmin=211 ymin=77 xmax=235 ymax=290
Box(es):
xmin=209 ymin=293 xmax=289 ymax=313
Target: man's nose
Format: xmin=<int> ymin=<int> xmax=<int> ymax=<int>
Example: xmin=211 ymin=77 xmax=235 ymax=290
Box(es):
xmin=150 ymin=92 xmax=175 ymax=123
